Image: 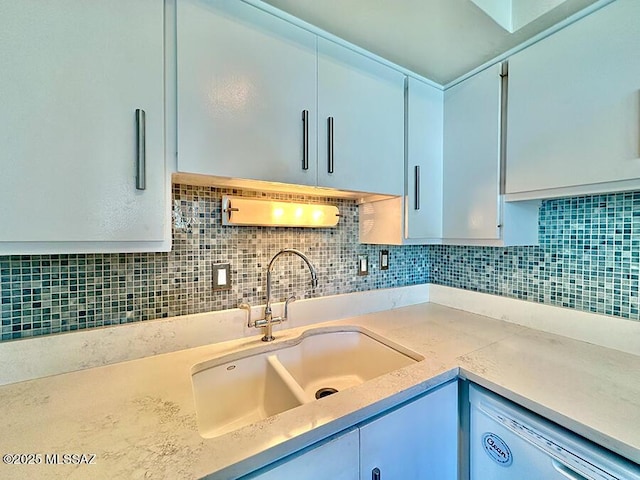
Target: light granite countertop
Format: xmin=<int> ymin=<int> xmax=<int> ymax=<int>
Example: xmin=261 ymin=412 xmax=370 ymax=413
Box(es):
xmin=0 ymin=302 xmax=638 ymax=479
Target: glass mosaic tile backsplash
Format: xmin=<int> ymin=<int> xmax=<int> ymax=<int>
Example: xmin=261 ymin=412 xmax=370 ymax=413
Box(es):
xmin=431 ymin=192 xmax=640 ymax=318
xmin=0 ymin=185 xmax=430 ymax=341
xmin=1 ymin=187 xmax=639 ymax=342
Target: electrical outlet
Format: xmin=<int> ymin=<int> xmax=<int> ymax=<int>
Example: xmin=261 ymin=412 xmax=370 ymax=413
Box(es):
xmin=380 ymin=250 xmax=389 ymax=270
xmin=212 ymin=263 xmax=231 ymax=291
xmin=358 ymin=255 xmax=369 ymax=276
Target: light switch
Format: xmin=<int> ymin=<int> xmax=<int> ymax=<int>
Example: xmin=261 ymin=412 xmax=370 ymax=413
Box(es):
xmin=212 ymin=263 xmax=231 ymax=291
xmin=358 ymin=255 xmax=369 ymax=276
xmin=217 ymin=268 xmax=226 ymax=285
xmin=380 ymin=250 xmax=389 ymax=270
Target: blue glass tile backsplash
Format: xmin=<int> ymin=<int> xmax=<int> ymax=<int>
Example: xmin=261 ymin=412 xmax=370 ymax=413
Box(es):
xmin=431 ymin=192 xmax=640 ymax=319
xmin=0 ymin=185 xmax=430 ymax=341
xmin=1 ymin=187 xmax=639 ymax=342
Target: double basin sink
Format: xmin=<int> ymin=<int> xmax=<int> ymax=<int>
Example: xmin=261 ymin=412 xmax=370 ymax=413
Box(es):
xmin=191 ymin=327 xmax=424 ymax=438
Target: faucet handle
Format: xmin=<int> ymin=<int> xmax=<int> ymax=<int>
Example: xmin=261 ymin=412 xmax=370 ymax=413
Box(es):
xmin=284 ymin=295 xmax=297 ymax=319
xmin=239 ymin=303 xmax=252 ymax=327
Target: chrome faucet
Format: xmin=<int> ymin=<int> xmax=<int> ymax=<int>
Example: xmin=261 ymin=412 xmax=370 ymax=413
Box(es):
xmin=241 ymin=249 xmax=318 ymax=342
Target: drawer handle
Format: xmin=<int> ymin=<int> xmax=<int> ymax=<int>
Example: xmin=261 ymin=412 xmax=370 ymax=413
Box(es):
xmin=302 ymin=110 xmax=309 ymax=170
xmin=135 ymin=109 xmax=146 ymax=190
xmin=327 ymin=116 xmax=334 ymax=174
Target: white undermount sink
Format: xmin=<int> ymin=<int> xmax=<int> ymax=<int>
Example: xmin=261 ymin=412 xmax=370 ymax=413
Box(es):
xmin=191 ymin=327 xmax=423 ymax=438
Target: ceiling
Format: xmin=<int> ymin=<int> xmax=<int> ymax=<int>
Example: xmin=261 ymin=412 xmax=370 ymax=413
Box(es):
xmin=260 ymin=0 xmax=601 ymax=85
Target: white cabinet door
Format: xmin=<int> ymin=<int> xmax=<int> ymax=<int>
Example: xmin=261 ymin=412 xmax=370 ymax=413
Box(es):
xmin=443 ymin=65 xmax=502 ymax=241
xmin=176 ymin=0 xmax=317 ymax=187
xmin=443 ymin=66 xmax=539 ymax=246
xmin=317 ymin=38 xmax=404 ymax=195
xmin=0 ymin=0 xmax=166 ymax=253
xmin=506 ymin=0 xmax=640 ymax=199
xmin=246 ymin=429 xmax=359 ymax=479
xmin=406 ymin=77 xmax=443 ymax=240
xmin=359 ymin=78 xmax=443 ymax=245
xmin=360 ymin=381 xmax=459 ymax=480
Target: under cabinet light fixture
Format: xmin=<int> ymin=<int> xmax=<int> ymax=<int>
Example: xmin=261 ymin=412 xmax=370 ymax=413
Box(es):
xmin=221 ymin=195 xmax=340 ymax=228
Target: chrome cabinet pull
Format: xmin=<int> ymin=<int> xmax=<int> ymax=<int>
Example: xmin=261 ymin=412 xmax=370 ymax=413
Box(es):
xmin=327 ymin=116 xmax=334 ymax=174
xmin=302 ymin=110 xmax=309 ymax=170
xmin=499 ymin=61 xmax=508 ymax=195
xmin=414 ymin=165 xmax=421 ymax=210
xmin=135 ymin=109 xmax=146 ymax=190
xmin=372 ymin=467 xmax=381 ymax=480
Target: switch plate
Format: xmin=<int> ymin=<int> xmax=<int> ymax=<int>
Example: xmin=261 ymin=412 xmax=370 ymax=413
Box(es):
xmin=212 ymin=263 xmax=231 ymax=291
xmin=380 ymin=250 xmax=389 ymax=270
xmin=357 ymin=255 xmax=369 ymax=276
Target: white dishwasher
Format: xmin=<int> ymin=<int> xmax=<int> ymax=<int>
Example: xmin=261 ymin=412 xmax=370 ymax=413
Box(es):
xmin=469 ymin=384 xmax=640 ymax=480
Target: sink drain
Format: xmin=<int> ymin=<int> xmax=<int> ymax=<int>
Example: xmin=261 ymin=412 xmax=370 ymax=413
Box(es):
xmin=315 ymin=387 xmax=338 ymax=399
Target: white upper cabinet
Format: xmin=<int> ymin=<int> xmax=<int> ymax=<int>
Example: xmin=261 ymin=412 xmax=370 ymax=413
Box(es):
xmin=506 ymin=0 xmax=640 ymax=200
xmin=406 ymin=77 xmax=444 ymax=240
xmin=444 ymin=65 xmax=502 ymax=241
xmin=359 ymin=77 xmax=443 ymax=245
xmin=317 ymin=38 xmax=405 ymax=195
xmin=0 ymin=0 xmax=167 ymax=254
xmin=443 ymin=64 xmax=538 ymax=246
xmin=176 ymin=2 xmax=404 ymax=197
xmin=176 ymin=0 xmax=318 ymax=187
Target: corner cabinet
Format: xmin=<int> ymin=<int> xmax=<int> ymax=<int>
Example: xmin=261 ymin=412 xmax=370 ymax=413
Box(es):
xmin=317 ymin=39 xmax=405 ymax=195
xmin=245 ymin=381 xmax=458 ymax=479
xmin=505 ymin=0 xmax=640 ymax=200
xmin=176 ymin=0 xmax=318 ymax=187
xmin=359 ymin=77 xmax=443 ymax=245
xmin=0 ymin=0 xmax=168 ymax=254
xmin=442 ymin=64 xmax=539 ymax=246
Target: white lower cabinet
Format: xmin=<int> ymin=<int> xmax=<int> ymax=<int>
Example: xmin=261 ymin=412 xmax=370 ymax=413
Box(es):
xmin=246 ymin=381 xmax=458 ymax=479
xmin=245 ymin=429 xmax=360 ymax=480
xmin=360 ymin=381 xmax=458 ymax=479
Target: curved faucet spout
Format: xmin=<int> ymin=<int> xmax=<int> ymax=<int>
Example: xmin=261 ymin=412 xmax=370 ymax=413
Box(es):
xmin=262 ymin=248 xmax=318 ymax=341
xmin=268 ymin=248 xmax=317 ymax=285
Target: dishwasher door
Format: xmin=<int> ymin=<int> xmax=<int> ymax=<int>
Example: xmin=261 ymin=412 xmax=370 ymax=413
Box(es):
xmin=469 ymin=384 xmax=640 ymax=480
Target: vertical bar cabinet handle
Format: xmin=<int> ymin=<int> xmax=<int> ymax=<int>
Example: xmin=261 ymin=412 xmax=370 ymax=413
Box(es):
xmin=327 ymin=116 xmax=334 ymax=174
xmin=414 ymin=165 xmax=421 ymax=210
xmin=135 ymin=109 xmax=146 ymax=190
xmin=372 ymin=467 xmax=381 ymax=480
xmin=499 ymin=61 xmax=508 ymax=195
xmin=302 ymin=110 xmax=309 ymax=170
